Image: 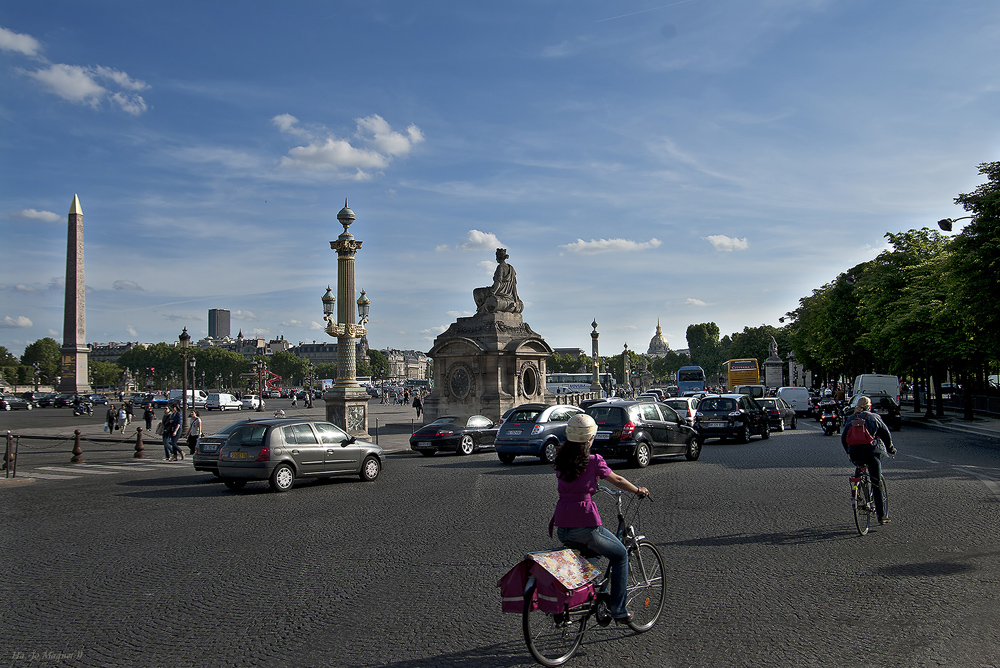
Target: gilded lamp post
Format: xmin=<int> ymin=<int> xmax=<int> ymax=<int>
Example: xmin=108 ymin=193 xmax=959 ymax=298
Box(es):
xmin=322 ymin=200 xmax=371 ymax=438
xmin=590 ymin=320 xmax=601 ymax=393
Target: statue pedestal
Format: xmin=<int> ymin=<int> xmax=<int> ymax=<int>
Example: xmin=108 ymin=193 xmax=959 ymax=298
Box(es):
xmin=423 ymin=311 xmax=552 ymax=424
xmin=763 ymin=356 xmax=783 ymax=390
xmin=323 ymin=387 xmax=370 ymax=439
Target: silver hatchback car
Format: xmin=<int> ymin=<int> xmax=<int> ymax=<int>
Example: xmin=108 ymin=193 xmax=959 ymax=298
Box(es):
xmin=217 ymin=418 xmax=384 ymax=492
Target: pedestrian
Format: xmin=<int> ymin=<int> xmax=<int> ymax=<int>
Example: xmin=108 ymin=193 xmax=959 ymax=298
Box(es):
xmin=187 ymin=410 xmax=202 ymax=455
xmin=117 ymin=405 xmax=127 ymax=434
xmin=143 ymin=403 xmax=155 ymax=430
xmin=412 ymin=394 xmax=423 ymax=419
xmin=291 ymin=393 xmax=297 ymax=408
xmin=105 ymin=404 xmax=117 ymax=433
xmin=161 ymin=407 xmax=182 ymax=461
xmin=124 ymin=400 xmax=134 ymax=427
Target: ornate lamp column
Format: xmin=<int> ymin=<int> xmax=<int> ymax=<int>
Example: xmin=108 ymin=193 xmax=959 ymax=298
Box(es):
xmin=322 ymin=200 xmax=371 ymax=438
xmin=623 ymin=343 xmax=630 ymax=397
xmin=179 ymin=327 xmax=190 ymax=432
xmin=590 ymin=320 xmax=601 ymax=393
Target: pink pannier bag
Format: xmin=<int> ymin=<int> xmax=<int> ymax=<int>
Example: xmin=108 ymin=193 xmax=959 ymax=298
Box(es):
xmin=499 ymin=549 xmax=602 ymax=614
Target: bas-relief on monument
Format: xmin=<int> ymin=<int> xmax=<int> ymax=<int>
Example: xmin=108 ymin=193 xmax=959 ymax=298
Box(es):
xmin=423 ymin=249 xmax=552 ymax=423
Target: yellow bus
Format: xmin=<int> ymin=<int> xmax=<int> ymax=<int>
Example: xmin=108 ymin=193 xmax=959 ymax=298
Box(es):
xmin=725 ymin=359 xmax=760 ymax=390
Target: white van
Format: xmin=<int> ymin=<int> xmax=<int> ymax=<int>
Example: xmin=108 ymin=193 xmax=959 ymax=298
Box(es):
xmin=169 ymin=389 xmax=209 ymax=407
xmin=852 ymin=375 xmax=900 ymax=403
xmin=206 ymin=393 xmax=242 ymax=411
xmin=734 ymin=385 xmax=766 ymax=399
xmin=776 ymin=387 xmax=810 ymax=416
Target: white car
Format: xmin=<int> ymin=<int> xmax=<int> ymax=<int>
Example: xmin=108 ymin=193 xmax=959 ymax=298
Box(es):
xmin=206 ymin=393 xmax=242 ymax=411
xmin=241 ymin=395 xmax=262 ymax=410
xmin=662 ymin=397 xmax=699 ymax=427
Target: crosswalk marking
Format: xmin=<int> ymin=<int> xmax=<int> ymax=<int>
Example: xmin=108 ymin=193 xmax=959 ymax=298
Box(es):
xmin=40 ymin=466 xmax=119 ymax=475
xmin=7 ymin=460 xmax=194 ymax=484
xmin=19 ymin=472 xmax=79 ymax=480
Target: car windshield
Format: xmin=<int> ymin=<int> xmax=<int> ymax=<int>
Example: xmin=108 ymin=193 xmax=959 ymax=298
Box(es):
xmin=758 ymin=399 xmax=777 ymax=407
xmin=507 ymin=409 xmax=542 ymax=423
xmin=430 ymin=417 xmax=461 ymax=426
xmin=227 ymin=424 xmax=268 ymax=447
xmin=664 ymin=400 xmax=689 ymax=410
xmin=700 ymin=398 xmax=736 ymax=412
xmin=587 ymin=406 xmax=625 ymax=425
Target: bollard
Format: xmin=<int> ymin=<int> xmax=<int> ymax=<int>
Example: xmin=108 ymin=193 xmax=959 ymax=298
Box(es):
xmin=134 ymin=426 xmax=145 ymax=459
xmin=4 ymin=431 xmax=12 ymax=472
xmin=71 ymin=429 xmax=85 ymax=463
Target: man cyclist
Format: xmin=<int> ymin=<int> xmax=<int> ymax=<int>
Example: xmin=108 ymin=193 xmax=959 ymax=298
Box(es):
xmin=841 ymin=395 xmax=897 ymax=524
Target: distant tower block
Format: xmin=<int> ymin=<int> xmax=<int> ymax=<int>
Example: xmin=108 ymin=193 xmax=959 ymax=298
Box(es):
xmin=209 ymin=308 xmax=231 ymax=339
xmin=56 ymin=194 xmax=91 ymax=394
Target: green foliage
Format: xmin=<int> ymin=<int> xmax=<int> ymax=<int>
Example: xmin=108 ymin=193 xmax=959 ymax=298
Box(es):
xmin=89 ymin=361 xmax=123 ymax=387
xmin=269 ymin=350 xmax=310 ymax=385
xmin=548 ymin=351 xmax=588 ymax=374
xmin=118 ymin=344 xmax=249 ymax=390
xmin=21 ymin=337 xmax=60 ymax=383
xmin=356 ymin=356 xmax=372 ymax=378
xmin=367 ymin=349 xmax=389 ymax=379
xmin=313 ymin=363 xmax=338 ymax=381
xmin=686 ymin=323 xmax=724 ymax=376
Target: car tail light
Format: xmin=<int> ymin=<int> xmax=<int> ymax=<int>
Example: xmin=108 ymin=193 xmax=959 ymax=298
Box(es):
xmin=436 ymin=430 xmax=454 ymax=436
xmin=620 ymin=422 xmax=636 ymax=439
xmin=255 ymin=446 xmax=270 ymax=462
xmin=530 ymin=425 xmax=543 ymax=436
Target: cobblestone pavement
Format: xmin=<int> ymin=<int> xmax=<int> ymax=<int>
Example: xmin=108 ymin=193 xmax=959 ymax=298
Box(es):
xmin=2 ymin=403 xmax=999 ymax=667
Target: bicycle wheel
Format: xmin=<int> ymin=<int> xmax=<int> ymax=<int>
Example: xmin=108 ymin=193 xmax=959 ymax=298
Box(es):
xmin=522 ymin=585 xmax=587 ymax=667
xmin=879 ymin=474 xmax=888 ymax=519
xmin=626 ymin=541 xmax=665 ymax=632
xmin=853 ymin=477 xmax=872 ymax=536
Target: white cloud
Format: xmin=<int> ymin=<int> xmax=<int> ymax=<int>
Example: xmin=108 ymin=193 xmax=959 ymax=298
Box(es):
xmin=705 ymin=235 xmax=750 ymax=252
xmin=308 ymin=321 xmax=324 ymax=331
xmin=1 ymin=315 xmax=33 ymax=328
xmin=13 ymin=284 xmax=40 ymax=294
xmin=0 ymin=26 xmax=42 ymax=57
xmin=560 ymin=238 xmax=662 ymax=254
xmin=126 ymin=325 xmax=138 ymax=336
xmin=233 ymin=310 xmax=260 ymax=321
xmin=420 ymin=326 xmax=448 ymax=339
xmin=22 ymin=63 xmax=149 ymax=114
xmin=7 ymin=208 xmax=60 ymax=222
xmin=281 ymin=319 xmax=305 ymax=327
xmin=112 ymin=280 xmax=143 ymax=291
xmin=162 ymin=313 xmax=194 ymax=322
xmin=684 ymin=298 xmax=707 ymax=307
xmin=275 ymin=113 xmax=423 ymax=179
xmin=459 ymin=229 xmax=503 ymax=251
xmin=446 ymin=310 xmax=475 ymax=318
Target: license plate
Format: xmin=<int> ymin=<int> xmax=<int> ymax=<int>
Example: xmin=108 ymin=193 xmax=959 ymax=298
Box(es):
xmin=229 ymin=451 xmax=247 ymax=459
xmin=506 ymin=429 xmax=522 ymax=435
xmin=594 ymin=432 xmax=610 ymax=441
xmin=416 ymin=442 xmax=433 ymax=448
xmin=202 ymin=443 xmax=218 ymax=452
xmin=708 ymin=422 xmax=726 ymax=428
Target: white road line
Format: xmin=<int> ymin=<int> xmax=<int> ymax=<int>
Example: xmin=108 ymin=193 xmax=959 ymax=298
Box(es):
xmin=953 ymin=468 xmax=1000 ymax=501
xmin=906 ymin=455 xmax=940 ymax=464
xmin=20 ymin=472 xmax=79 ymax=480
xmin=39 ymin=466 xmax=118 ymax=475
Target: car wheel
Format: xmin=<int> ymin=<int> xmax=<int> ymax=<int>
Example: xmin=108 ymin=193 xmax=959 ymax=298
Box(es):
xmin=632 ymin=441 xmax=651 ymax=468
xmin=223 ymin=479 xmax=246 ymax=491
xmin=540 ymin=441 xmax=559 ymax=464
xmin=738 ymin=424 xmax=750 ymax=443
xmin=26 ymin=403 xmax=32 ymax=410
xmin=269 ymin=463 xmax=295 ymax=492
xmin=359 ymin=455 xmax=381 ymax=482
xmin=791 ymin=416 xmax=798 ymax=429
xmin=498 ymin=452 xmax=516 ymax=464
xmin=685 ymin=437 xmax=701 ymax=461
xmin=458 ymin=435 xmax=475 ymax=456
xmin=760 ymin=422 xmax=770 ymax=440
xmin=777 ymin=418 xmax=785 ymax=432
xmin=419 ymin=450 xmax=436 ymax=457
xmin=211 ymin=471 xmax=222 ymax=479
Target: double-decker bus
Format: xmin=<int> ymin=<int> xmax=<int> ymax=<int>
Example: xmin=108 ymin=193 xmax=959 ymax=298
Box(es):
xmin=676 ymin=366 xmax=706 ymax=394
xmin=725 ymin=359 xmax=760 ymax=391
xmin=546 ymin=372 xmax=612 ymax=394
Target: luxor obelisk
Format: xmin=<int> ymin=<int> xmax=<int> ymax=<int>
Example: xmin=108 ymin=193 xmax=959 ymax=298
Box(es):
xmin=56 ymin=194 xmax=91 ymax=394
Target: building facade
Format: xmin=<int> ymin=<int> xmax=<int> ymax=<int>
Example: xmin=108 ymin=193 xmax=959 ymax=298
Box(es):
xmin=208 ymin=309 xmax=231 ymax=339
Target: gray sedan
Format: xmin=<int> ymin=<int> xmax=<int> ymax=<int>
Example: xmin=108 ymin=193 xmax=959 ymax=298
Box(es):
xmin=217 ymin=418 xmax=384 ymax=492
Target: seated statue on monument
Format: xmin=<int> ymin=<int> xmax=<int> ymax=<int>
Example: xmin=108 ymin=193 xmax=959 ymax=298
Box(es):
xmin=473 ymin=248 xmax=524 ymax=314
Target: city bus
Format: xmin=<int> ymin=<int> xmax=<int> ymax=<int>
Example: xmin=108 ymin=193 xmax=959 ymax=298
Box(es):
xmin=676 ymin=366 xmax=706 ymax=394
xmin=725 ymin=359 xmax=760 ymax=391
xmin=546 ymin=372 xmax=612 ymax=394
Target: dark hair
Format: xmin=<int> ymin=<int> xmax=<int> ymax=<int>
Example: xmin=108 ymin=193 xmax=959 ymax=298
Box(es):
xmin=553 ymin=440 xmax=590 ymax=482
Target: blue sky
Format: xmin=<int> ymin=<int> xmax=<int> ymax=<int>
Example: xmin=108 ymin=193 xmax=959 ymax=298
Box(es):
xmin=1 ymin=0 xmax=998 ymax=358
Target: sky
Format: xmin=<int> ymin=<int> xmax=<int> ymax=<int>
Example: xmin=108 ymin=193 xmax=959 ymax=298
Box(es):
xmin=1 ymin=0 xmax=998 ymax=359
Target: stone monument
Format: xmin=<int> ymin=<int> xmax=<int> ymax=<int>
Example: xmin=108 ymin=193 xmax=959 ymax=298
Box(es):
xmin=56 ymin=194 xmax=91 ymax=395
xmin=763 ymin=335 xmax=783 ymax=389
xmin=423 ymin=248 xmax=553 ymax=423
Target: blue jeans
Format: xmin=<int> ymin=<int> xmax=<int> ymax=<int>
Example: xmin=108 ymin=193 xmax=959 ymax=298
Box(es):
xmin=557 ymin=525 xmax=629 ymax=617
xmin=850 ymin=450 xmax=886 ymax=519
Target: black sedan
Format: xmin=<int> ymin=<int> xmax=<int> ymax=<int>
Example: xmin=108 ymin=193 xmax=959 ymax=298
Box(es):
xmin=757 ymin=398 xmax=798 ymax=431
xmin=409 ymin=415 xmax=499 ymax=456
xmin=0 ymin=393 xmax=34 ymax=410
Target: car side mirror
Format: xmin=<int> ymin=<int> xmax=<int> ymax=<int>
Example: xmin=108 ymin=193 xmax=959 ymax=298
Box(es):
xmin=341 ymin=436 xmax=357 ymax=447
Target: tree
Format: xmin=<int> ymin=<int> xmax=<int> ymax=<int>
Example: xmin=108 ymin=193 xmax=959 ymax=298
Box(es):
xmin=89 ymin=361 xmax=123 ymax=388
xmin=269 ymin=350 xmax=310 ymax=386
xmin=367 ymin=349 xmax=389 ymax=379
xmin=313 ymin=363 xmax=338 ymax=382
xmin=21 ymin=338 xmax=60 ymax=384
xmin=686 ymin=323 xmax=724 ymax=376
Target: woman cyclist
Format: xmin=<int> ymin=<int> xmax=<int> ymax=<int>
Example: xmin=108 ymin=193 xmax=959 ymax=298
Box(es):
xmin=550 ymin=413 xmax=649 ymax=623
xmin=842 ymin=395 xmax=897 ymax=524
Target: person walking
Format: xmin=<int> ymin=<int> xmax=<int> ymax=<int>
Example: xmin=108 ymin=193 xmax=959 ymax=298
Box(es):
xmin=117 ymin=405 xmax=127 ymax=434
xmin=143 ymin=403 xmax=155 ymax=430
xmin=187 ymin=410 xmax=202 ymax=455
xmin=105 ymin=404 xmax=117 ymax=433
xmin=290 ymin=393 xmax=297 ymax=408
xmin=412 ymin=394 xmax=423 ymax=419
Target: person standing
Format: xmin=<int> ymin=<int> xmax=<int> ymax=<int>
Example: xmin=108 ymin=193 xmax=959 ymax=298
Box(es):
xmin=143 ymin=403 xmax=155 ymax=430
xmin=187 ymin=410 xmax=202 ymax=455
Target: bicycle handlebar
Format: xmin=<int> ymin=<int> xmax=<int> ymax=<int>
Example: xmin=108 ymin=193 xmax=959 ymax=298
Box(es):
xmin=598 ymin=484 xmax=653 ymax=502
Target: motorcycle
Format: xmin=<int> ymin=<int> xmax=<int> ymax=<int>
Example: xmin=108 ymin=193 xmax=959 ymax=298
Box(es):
xmin=818 ymin=402 xmax=841 ymax=436
xmin=72 ymin=402 xmax=94 ymax=416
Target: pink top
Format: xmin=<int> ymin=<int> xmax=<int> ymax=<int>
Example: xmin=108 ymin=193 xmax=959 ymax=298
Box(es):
xmin=553 ymin=454 xmax=613 ymax=528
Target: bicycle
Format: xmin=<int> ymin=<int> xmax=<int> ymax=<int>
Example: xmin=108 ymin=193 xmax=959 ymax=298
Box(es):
xmin=850 ymin=464 xmax=888 ymax=536
xmin=521 ymin=486 xmax=664 ymax=666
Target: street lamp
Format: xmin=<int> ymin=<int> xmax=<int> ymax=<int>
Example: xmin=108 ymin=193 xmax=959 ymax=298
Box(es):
xmin=321 ymin=199 xmax=372 ymax=437
xmin=937 ymin=215 xmax=973 ymax=232
xmin=179 ymin=327 xmax=190 ymax=432
xmin=189 ymin=357 xmax=197 ymax=405
xmin=256 ymin=359 xmax=267 ymax=411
